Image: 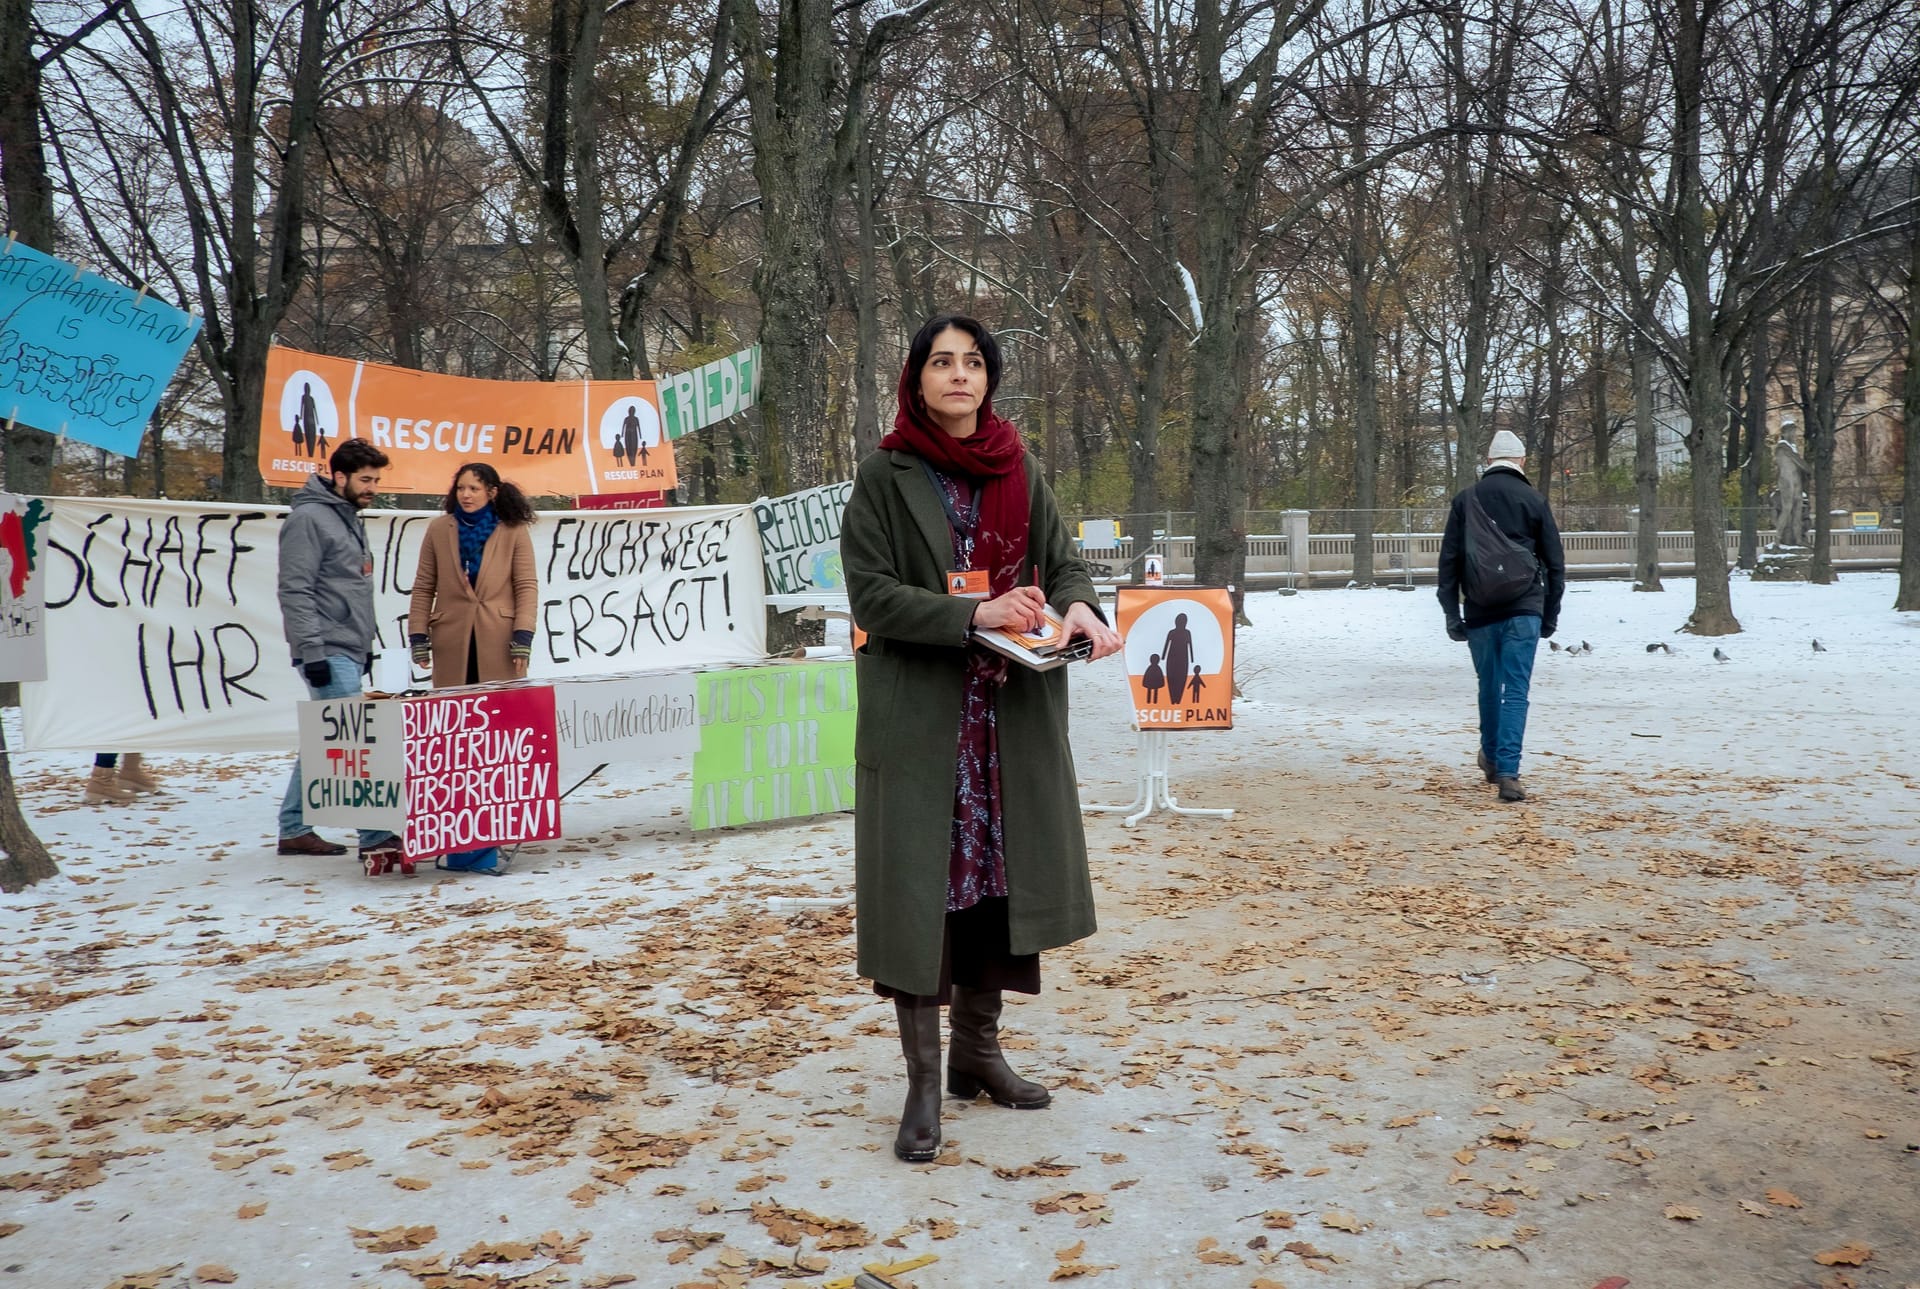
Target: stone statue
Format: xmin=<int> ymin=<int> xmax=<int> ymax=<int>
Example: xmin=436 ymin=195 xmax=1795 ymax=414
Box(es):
xmin=1771 ymin=433 xmax=1807 ymax=547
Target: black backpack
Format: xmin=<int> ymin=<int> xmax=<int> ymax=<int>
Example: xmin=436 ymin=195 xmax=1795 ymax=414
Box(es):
xmin=1461 ymin=487 xmax=1539 ymax=606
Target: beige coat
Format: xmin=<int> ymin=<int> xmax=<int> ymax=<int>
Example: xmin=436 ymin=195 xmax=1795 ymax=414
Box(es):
xmin=407 ymin=515 xmax=538 ymax=687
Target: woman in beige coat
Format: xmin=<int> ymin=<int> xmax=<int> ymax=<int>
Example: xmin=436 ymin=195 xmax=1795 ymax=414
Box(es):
xmin=407 ymin=463 xmax=538 ymax=873
xmin=408 ymin=463 xmax=538 ymax=688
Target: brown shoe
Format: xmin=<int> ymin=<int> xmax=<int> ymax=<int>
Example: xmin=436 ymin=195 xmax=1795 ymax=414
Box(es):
xmin=1497 ymin=776 xmax=1526 ymax=803
xmin=277 ymin=832 xmax=348 ymax=856
xmin=1476 ymin=750 xmax=1497 ymax=783
xmin=84 ymin=765 xmax=138 ymax=805
xmin=116 ymin=752 xmax=165 ymax=794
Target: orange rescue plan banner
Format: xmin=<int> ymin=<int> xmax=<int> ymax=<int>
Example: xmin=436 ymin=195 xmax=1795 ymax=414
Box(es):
xmin=259 ymin=346 xmax=677 ymax=497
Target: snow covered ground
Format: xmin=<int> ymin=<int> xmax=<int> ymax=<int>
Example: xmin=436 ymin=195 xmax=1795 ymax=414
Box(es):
xmin=0 ymin=574 xmax=1914 ymax=1289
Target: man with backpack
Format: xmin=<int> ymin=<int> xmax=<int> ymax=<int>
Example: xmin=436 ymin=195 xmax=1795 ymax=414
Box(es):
xmin=1436 ymin=429 xmax=1566 ymax=802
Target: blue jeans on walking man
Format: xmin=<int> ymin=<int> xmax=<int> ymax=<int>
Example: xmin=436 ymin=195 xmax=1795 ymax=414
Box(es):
xmin=278 ymin=654 xmax=399 ymax=852
xmin=1466 ymin=614 xmax=1541 ymax=779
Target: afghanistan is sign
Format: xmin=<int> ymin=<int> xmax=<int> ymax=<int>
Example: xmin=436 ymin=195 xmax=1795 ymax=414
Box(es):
xmin=258 ymin=346 xmax=677 ymax=497
xmin=0 ymin=243 xmax=201 ymax=457
xmin=691 ymin=661 xmax=856 ymax=829
xmin=1117 ymin=585 xmax=1234 ymax=730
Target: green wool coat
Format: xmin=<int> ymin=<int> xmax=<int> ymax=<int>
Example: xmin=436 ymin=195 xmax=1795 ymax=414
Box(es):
xmin=841 ymin=447 xmax=1101 ymax=995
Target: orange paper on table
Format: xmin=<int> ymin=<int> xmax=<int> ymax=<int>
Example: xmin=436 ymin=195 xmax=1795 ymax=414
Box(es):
xmin=1116 ymin=585 xmax=1234 ymax=730
xmin=259 ymin=345 xmax=677 ymax=497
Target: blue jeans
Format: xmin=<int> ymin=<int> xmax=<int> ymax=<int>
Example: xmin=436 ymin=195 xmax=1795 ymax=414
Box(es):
xmin=1466 ymin=615 xmax=1541 ymax=778
xmin=278 ymin=655 xmax=398 ymax=850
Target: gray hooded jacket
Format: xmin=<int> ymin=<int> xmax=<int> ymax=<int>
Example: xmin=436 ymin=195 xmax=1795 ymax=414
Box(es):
xmin=279 ymin=474 xmax=379 ymax=668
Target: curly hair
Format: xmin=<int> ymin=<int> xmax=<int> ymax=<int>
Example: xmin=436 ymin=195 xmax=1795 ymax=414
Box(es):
xmin=444 ymin=462 xmax=535 ymax=526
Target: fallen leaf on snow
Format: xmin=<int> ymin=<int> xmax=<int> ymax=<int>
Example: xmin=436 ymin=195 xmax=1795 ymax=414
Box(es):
xmin=1814 ymin=1246 xmax=1871 ymax=1267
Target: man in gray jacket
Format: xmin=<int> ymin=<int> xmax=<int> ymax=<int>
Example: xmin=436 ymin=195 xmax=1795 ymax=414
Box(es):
xmin=275 ymin=439 xmax=401 ymax=861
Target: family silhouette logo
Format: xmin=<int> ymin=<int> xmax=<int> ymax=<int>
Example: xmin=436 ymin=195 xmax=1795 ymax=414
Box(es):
xmin=599 ymin=396 xmax=661 ymax=470
xmin=1117 ymin=586 xmax=1234 ymax=730
xmin=276 ymin=369 xmax=339 ymax=463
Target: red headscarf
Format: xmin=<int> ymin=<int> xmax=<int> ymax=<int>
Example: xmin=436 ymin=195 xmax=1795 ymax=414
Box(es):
xmin=878 ymin=359 xmax=1030 ymax=595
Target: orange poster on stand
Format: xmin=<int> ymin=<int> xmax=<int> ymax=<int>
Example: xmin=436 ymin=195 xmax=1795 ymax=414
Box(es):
xmin=1116 ymin=586 xmax=1234 ymax=731
xmin=259 ymin=345 xmax=677 ymax=497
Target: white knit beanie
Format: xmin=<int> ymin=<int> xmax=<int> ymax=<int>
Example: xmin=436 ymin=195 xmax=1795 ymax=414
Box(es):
xmin=1486 ymin=430 xmax=1526 ymax=461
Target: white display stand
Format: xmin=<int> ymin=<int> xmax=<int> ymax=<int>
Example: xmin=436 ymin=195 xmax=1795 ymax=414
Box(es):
xmin=1081 ymin=727 xmax=1235 ymax=828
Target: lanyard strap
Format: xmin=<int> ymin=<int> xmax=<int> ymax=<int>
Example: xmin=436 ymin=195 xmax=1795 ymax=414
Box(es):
xmin=917 ymin=457 xmax=980 ymax=542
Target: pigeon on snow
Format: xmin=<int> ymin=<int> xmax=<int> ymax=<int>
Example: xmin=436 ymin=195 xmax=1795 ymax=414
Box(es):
xmin=1646 ymin=642 xmax=1673 ymax=654
xmin=1812 ymin=639 xmax=1827 ymax=652
xmin=1549 ymin=640 xmax=1562 ymax=652
xmin=1713 ymin=647 xmax=1730 ymax=663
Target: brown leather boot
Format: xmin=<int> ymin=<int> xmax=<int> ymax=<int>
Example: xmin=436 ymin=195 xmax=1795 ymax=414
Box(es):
xmin=893 ymin=1001 xmax=942 ymax=1162
xmin=84 ymin=765 xmax=137 ymax=805
xmin=117 ymin=753 xmax=164 ymax=794
xmin=947 ymin=986 xmax=1050 ymax=1109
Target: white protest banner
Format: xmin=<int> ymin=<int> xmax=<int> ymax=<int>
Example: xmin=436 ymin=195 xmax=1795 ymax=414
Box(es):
xmin=657 ymin=346 xmax=761 ymax=440
xmin=754 ymin=481 xmax=852 ymax=597
xmin=550 ymin=671 xmax=700 ymax=781
xmin=0 ymin=493 xmax=50 ymax=682
xmin=21 ymin=498 xmax=767 ymax=753
xmin=296 ymin=697 xmax=406 ymax=829
xmin=0 ymin=243 xmax=202 ymax=457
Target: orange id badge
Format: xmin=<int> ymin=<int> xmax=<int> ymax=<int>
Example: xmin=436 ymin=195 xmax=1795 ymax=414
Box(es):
xmin=946 ymin=569 xmax=990 ymax=600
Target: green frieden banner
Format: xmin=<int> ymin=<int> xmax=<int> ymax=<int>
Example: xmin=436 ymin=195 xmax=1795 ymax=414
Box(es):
xmin=658 ymin=344 xmax=761 ymax=440
xmin=690 ymin=661 xmax=856 ymax=830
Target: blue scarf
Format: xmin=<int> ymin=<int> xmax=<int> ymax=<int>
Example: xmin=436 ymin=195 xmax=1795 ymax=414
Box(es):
xmin=454 ymin=504 xmax=498 ymax=586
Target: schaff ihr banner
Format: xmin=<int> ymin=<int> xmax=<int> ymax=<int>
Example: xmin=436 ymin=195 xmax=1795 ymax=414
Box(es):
xmin=259 ymin=346 xmax=676 ymax=497
xmin=1117 ymin=585 xmax=1234 ymax=731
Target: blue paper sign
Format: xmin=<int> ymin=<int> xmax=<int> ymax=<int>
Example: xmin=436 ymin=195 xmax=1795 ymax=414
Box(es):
xmin=0 ymin=243 xmax=202 ymax=457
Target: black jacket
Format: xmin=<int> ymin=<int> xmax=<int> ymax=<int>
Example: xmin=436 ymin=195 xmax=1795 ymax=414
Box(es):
xmin=1436 ymin=464 xmax=1566 ymax=631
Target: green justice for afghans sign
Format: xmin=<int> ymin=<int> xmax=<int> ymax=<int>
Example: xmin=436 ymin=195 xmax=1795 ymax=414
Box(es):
xmin=691 ymin=661 xmax=856 ymax=830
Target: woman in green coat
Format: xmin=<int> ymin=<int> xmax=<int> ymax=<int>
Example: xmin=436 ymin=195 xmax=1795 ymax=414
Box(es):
xmin=840 ymin=314 xmax=1122 ymax=1162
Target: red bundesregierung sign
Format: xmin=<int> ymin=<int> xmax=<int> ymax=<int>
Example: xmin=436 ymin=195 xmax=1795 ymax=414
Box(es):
xmin=401 ymin=686 xmax=564 ymax=857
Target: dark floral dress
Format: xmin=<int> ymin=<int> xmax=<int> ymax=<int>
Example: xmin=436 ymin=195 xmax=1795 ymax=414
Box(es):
xmin=940 ymin=471 xmax=1011 ymax=913
xmin=874 ymin=467 xmax=1039 ymax=1004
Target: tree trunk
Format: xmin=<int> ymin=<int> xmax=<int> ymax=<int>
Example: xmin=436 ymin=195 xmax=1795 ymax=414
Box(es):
xmin=0 ymin=0 xmax=58 ymax=494
xmin=1897 ymin=168 xmax=1920 ymax=611
xmin=1344 ymin=119 xmax=1380 ymax=586
xmin=1808 ymin=272 xmax=1837 ymax=583
xmin=1126 ymin=311 xmax=1170 ymax=541
xmin=1674 ymin=0 xmax=1737 ymax=635
xmin=850 ymin=123 xmax=882 ymax=459
xmin=1632 ymin=331 xmax=1663 ymax=591
xmin=0 ymin=720 xmax=55 ymax=893
xmin=1739 ymin=315 xmax=1769 ymax=567
xmin=728 ymin=0 xmax=838 ymax=493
